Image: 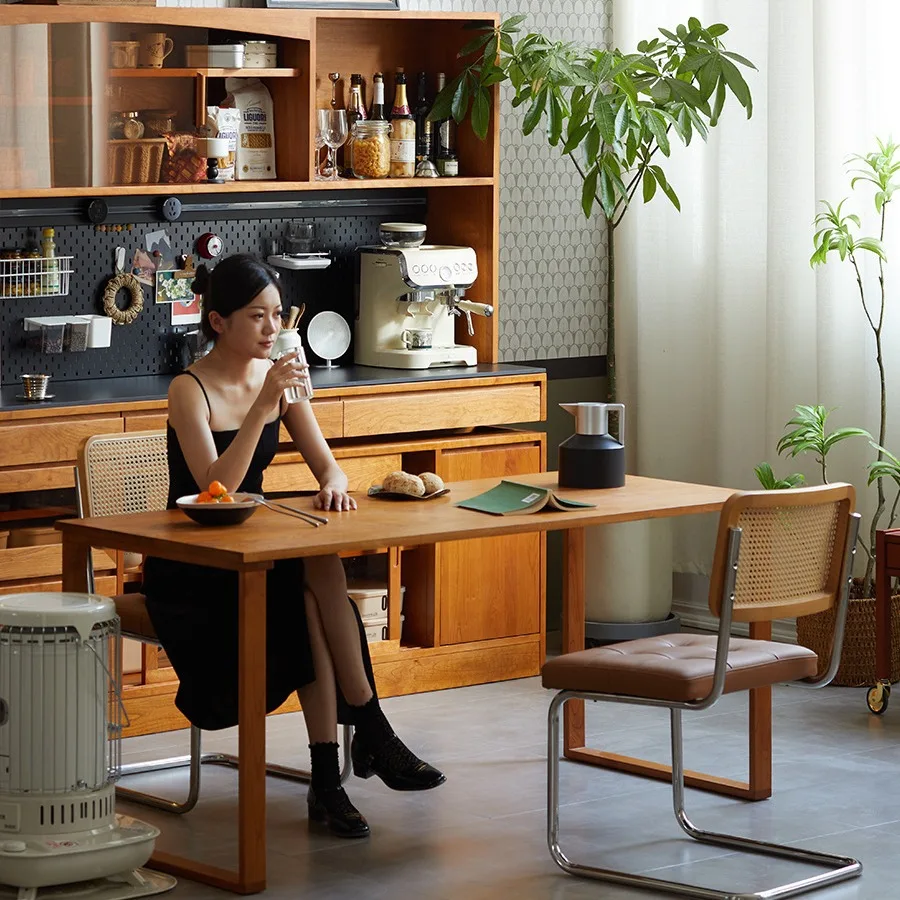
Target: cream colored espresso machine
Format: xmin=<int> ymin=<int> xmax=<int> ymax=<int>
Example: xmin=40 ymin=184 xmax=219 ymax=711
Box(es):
xmin=355 ymin=245 xmax=494 ymax=369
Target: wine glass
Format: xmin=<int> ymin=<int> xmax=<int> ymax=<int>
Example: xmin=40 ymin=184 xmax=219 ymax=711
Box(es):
xmin=317 ymin=109 xmax=348 ymax=182
xmin=314 ymin=116 xmax=327 ymax=180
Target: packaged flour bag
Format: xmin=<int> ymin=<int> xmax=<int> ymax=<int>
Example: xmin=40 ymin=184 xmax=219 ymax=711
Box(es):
xmin=205 ymin=106 xmax=240 ymax=181
xmin=223 ymin=78 xmax=276 ymax=180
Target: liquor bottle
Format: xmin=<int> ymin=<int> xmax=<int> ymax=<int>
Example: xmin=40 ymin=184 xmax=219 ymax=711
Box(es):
xmin=369 ymin=72 xmax=387 ymax=122
xmin=345 ymin=74 xmax=367 ymax=177
xmin=414 ymin=71 xmax=433 ymax=164
xmin=435 ymin=71 xmax=458 ymax=176
xmin=389 ymin=68 xmax=415 ymax=178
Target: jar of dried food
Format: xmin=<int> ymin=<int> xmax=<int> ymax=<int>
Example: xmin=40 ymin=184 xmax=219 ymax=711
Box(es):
xmin=143 ymin=109 xmax=177 ymax=137
xmin=108 ymin=111 xmax=127 ymax=140
xmin=121 ymin=111 xmax=144 ymax=140
xmin=350 ymin=120 xmax=391 ymax=179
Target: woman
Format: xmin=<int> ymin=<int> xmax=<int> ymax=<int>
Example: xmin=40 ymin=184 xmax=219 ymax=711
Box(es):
xmin=142 ymin=254 xmax=444 ymax=840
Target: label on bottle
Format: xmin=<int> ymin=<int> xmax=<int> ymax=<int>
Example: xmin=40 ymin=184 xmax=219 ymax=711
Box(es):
xmin=441 ymin=156 xmax=459 ymax=176
xmin=390 ymin=139 xmax=415 ymax=163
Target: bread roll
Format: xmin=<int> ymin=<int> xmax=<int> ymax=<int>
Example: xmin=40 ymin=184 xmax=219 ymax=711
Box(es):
xmin=382 ymin=471 xmax=425 ymax=497
xmin=420 ymin=472 xmax=445 ymax=494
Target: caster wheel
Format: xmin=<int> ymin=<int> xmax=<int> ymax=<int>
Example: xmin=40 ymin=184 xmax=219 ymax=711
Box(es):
xmin=867 ymin=682 xmax=890 ymax=715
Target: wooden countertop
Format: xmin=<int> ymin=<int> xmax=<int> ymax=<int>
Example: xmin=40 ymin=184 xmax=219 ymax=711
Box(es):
xmin=0 ymin=364 xmax=545 ymax=420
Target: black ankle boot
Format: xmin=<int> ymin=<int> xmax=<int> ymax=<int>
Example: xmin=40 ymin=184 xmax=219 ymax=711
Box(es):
xmin=307 ymin=784 xmax=370 ymax=839
xmin=308 ymin=741 xmax=370 ymax=838
xmin=351 ymin=731 xmax=446 ymax=792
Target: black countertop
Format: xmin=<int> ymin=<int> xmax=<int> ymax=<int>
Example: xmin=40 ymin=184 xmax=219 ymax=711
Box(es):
xmin=0 ymin=363 xmax=545 ymax=412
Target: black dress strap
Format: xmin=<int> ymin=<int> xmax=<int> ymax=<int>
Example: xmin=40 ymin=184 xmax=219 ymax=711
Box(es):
xmin=182 ymin=370 xmax=211 ymax=414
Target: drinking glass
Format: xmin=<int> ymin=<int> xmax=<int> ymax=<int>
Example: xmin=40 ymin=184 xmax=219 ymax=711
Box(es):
xmin=314 ymin=115 xmax=328 ymax=180
xmin=317 ymin=109 xmax=348 ymax=182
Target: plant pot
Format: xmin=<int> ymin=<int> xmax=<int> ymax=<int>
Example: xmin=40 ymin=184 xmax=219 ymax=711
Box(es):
xmin=796 ymin=595 xmax=900 ymax=687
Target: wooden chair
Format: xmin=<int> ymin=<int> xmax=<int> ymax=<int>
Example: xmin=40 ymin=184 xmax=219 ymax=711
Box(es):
xmin=542 ymin=483 xmax=862 ymax=899
xmin=76 ymin=429 xmax=350 ymax=815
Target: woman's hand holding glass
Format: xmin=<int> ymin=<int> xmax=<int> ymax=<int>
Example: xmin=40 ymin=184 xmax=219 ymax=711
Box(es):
xmin=256 ymin=351 xmax=307 ymax=413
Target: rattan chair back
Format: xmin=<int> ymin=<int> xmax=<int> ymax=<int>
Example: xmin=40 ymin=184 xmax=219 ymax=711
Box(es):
xmin=707 ymin=483 xmax=855 ymax=623
xmin=78 ymin=430 xmax=169 ymax=518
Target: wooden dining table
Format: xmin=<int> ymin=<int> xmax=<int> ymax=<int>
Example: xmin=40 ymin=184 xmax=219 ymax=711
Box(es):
xmin=58 ymin=471 xmax=754 ymax=895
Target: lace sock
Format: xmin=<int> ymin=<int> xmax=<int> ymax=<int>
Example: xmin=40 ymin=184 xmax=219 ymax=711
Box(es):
xmin=309 ymin=741 xmax=341 ymax=792
xmin=349 ymin=695 xmax=394 ymax=749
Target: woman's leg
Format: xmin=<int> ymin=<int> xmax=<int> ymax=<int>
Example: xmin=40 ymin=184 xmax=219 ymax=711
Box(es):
xmin=304 ymin=555 xmax=445 ymax=792
xmin=303 ymin=554 xmax=373 ymax=706
xmin=300 ymin=590 xmax=369 ymax=839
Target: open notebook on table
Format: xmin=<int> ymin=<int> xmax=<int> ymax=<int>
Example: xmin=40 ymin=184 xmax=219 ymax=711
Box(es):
xmin=455 ymin=480 xmax=597 ymax=516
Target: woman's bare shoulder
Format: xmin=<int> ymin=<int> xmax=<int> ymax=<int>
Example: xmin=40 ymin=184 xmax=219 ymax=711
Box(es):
xmin=168 ymin=371 xmax=209 ymax=419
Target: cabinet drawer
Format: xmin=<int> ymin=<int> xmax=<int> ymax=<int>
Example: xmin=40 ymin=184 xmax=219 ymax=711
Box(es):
xmin=0 ymin=545 xmax=115 ymax=584
xmin=278 ymin=400 xmax=343 ymax=441
xmin=0 ymin=417 xmax=123 ymax=468
xmin=264 ymin=453 xmax=402 ymax=494
xmin=0 ymin=465 xmax=75 ymax=494
xmin=342 ymin=385 xmax=541 ymax=437
xmin=0 ymin=576 xmax=117 ymax=599
xmin=125 ymin=413 xmax=168 ymax=433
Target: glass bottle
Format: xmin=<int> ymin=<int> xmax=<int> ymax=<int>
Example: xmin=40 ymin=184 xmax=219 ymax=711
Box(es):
xmin=369 ymin=72 xmax=387 ymax=122
xmin=435 ymin=71 xmax=458 ymax=173
xmin=344 ymin=73 xmax=367 ymax=177
xmin=389 ymin=69 xmax=415 ymax=178
xmin=41 ymin=227 xmax=60 ymax=295
xmin=414 ymin=71 xmax=433 ymax=165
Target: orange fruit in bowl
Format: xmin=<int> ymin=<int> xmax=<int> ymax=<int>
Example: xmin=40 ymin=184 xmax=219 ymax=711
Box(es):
xmin=220 ymin=494 xmax=235 ymax=503
xmin=208 ymin=480 xmax=229 ymax=499
xmin=197 ymin=491 xmax=213 ymax=503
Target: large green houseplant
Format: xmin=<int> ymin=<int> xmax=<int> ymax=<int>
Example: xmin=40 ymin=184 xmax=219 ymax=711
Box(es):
xmin=430 ymin=15 xmax=756 ymax=401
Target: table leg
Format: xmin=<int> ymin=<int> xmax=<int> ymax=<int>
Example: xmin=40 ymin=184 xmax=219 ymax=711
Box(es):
xmin=62 ymin=536 xmax=91 ymax=592
xmin=150 ymin=566 xmax=269 ymax=894
xmin=562 ymin=528 xmax=586 ymax=752
xmin=561 ymin=525 xmax=772 ymax=801
xmin=876 ymin=531 xmax=891 ymax=683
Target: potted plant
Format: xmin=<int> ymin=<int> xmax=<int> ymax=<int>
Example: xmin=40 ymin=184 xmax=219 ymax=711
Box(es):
xmin=432 ymin=15 xmax=757 ymax=634
xmin=756 ymin=140 xmax=900 ymax=695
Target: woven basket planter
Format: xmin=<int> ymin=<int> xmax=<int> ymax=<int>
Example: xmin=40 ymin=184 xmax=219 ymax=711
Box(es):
xmin=796 ymin=594 xmax=900 ymax=687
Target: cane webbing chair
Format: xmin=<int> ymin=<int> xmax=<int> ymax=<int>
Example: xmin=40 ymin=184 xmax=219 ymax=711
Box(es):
xmin=77 ymin=430 xmax=350 ymax=815
xmin=542 ymin=483 xmax=862 ymax=899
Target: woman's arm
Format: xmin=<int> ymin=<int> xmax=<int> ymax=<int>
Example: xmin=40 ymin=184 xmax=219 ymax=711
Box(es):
xmin=281 ymin=399 xmax=357 ymax=511
xmin=169 ymin=356 xmax=301 ymax=493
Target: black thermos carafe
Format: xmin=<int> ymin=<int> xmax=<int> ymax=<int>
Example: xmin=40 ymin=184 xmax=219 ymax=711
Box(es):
xmin=558 ymin=402 xmax=626 ymax=489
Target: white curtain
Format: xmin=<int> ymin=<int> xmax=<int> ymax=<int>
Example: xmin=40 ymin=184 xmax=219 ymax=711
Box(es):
xmin=0 ymin=24 xmax=51 ymax=189
xmin=614 ymin=0 xmax=900 ymax=575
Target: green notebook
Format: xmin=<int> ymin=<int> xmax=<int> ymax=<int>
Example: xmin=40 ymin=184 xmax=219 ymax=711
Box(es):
xmin=456 ymin=480 xmax=596 ymax=516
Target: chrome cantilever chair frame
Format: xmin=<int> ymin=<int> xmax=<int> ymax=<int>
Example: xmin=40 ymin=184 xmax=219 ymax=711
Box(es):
xmin=546 ymin=504 xmax=863 ymax=899
xmin=75 ymin=431 xmax=350 ymax=816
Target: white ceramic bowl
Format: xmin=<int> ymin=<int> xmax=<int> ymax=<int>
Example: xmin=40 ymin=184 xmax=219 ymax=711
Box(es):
xmin=176 ymin=492 xmax=258 ymax=525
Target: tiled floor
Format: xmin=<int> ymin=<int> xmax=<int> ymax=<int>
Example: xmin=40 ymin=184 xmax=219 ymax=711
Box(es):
xmin=119 ymin=677 xmax=899 ymax=899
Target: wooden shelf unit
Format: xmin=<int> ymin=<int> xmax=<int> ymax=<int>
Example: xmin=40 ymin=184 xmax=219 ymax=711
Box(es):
xmin=108 ymin=68 xmax=300 ymax=79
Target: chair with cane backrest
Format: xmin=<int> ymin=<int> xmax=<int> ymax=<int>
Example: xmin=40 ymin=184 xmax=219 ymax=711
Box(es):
xmin=77 ymin=430 xmax=350 ymax=815
xmin=542 ymin=483 xmax=862 ymax=899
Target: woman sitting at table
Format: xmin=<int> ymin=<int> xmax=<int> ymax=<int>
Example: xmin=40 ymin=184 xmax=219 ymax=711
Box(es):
xmin=142 ymin=254 xmax=445 ymax=840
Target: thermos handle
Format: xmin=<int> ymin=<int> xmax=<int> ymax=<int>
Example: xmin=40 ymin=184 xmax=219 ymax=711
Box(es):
xmin=609 ymin=403 xmax=625 ymax=445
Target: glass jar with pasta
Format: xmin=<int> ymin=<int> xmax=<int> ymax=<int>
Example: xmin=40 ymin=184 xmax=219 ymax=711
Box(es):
xmin=350 ymin=120 xmax=391 ymax=179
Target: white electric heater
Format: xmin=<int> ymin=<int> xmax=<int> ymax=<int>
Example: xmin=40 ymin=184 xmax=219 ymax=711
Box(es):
xmin=0 ymin=593 xmax=175 ymax=900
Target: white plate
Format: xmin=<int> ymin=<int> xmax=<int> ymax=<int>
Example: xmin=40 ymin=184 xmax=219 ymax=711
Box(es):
xmin=176 ymin=492 xmax=257 ymax=508
xmin=307 ymin=311 xmax=351 ymax=365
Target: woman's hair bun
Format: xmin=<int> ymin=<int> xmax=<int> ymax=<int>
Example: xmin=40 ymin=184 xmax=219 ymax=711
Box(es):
xmin=191 ymin=264 xmax=211 ymax=296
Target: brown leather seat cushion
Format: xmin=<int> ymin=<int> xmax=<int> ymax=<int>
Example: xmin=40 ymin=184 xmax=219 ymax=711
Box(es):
xmin=114 ymin=592 xmax=158 ymax=641
xmin=541 ymin=634 xmax=818 ymax=702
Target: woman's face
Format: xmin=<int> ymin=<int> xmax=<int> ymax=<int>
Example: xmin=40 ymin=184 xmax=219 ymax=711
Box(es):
xmin=212 ymin=284 xmax=283 ymax=358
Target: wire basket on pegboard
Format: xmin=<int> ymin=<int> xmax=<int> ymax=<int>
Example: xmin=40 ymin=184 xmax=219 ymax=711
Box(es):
xmin=797 ymin=595 xmax=900 ymax=686
xmin=0 ymin=255 xmax=74 ymax=298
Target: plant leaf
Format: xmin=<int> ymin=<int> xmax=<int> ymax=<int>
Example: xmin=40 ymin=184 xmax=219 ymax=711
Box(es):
xmin=471 ymin=87 xmax=490 ymax=140
xmin=581 ymin=165 xmax=598 ymax=218
xmin=451 ymin=74 xmax=471 ymax=123
xmin=522 ymin=87 xmax=547 ymax=135
xmin=642 ymin=167 xmax=657 ymax=203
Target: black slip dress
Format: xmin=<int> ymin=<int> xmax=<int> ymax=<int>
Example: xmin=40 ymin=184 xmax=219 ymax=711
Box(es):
xmin=142 ymin=370 xmax=376 ymax=731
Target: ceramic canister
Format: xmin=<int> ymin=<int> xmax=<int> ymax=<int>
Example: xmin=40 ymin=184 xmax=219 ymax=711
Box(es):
xmin=242 ymin=41 xmax=277 ymax=68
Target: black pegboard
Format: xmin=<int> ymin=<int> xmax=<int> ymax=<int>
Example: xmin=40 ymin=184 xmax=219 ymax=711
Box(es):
xmin=0 ymin=214 xmax=390 ymax=385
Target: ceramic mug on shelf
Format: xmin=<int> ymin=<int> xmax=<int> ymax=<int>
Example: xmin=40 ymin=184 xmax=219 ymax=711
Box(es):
xmin=109 ymin=40 xmax=139 ymax=69
xmin=137 ymin=32 xmax=174 ymax=68
xmin=401 ymin=328 xmax=433 ymax=349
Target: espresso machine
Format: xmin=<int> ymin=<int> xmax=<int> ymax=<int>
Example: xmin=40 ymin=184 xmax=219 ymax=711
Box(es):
xmin=355 ymin=244 xmax=494 ymax=369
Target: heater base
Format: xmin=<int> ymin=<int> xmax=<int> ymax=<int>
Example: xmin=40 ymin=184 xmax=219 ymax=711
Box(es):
xmin=1 ymin=867 xmax=175 ymax=900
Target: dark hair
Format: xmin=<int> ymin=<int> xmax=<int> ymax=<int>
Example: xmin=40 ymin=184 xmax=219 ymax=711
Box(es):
xmin=193 ymin=254 xmax=282 ymax=341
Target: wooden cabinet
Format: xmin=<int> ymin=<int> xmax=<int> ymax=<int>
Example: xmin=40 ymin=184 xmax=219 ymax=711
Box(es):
xmin=437 ymin=444 xmax=545 ymax=645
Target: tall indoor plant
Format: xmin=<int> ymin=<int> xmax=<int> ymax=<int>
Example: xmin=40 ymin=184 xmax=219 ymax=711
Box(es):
xmin=431 ymin=15 xmax=756 ymax=401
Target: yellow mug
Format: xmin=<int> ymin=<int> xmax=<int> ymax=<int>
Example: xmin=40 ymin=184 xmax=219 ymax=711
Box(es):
xmin=137 ymin=32 xmax=174 ymax=69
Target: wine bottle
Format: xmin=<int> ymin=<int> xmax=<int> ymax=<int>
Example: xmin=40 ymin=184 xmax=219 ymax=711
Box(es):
xmin=435 ymin=71 xmax=458 ymax=175
xmin=369 ymin=72 xmax=386 ymax=122
xmin=414 ymin=71 xmax=433 ymax=164
xmin=389 ymin=69 xmax=415 ymax=178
